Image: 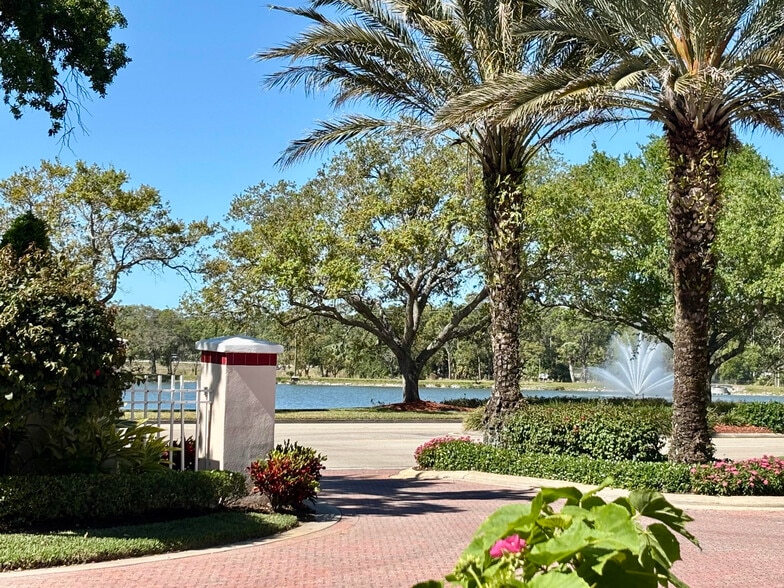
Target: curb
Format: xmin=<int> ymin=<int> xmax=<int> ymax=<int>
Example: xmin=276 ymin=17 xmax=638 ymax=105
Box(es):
xmin=392 ymin=468 xmax=784 ymax=510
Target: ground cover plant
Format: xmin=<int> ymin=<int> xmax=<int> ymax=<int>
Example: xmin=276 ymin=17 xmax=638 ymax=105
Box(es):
xmin=415 ymin=483 xmax=698 ymax=588
xmin=0 ymin=511 xmax=298 ymax=572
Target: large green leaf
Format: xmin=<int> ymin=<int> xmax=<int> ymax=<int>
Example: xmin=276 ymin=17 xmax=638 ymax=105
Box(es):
xmin=529 ymin=572 xmax=591 ymax=588
xmin=626 ymin=491 xmax=698 ymax=546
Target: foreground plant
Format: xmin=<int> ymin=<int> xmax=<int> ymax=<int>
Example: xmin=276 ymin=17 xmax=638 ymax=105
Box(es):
xmin=415 ymin=483 xmax=697 ymax=588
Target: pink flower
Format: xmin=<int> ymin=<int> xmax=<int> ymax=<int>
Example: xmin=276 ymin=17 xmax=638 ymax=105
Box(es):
xmin=489 ymin=535 xmax=526 ymax=558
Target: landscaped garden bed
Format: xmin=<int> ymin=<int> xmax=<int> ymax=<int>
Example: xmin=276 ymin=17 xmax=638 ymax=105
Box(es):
xmin=418 ymin=398 xmax=784 ymax=497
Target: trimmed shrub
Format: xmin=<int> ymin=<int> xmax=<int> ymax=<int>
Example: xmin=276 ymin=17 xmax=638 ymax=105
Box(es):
xmin=414 ymin=437 xmax=693 ymax=493
xmin=414 ymin=436 xmax=474 ymax=468
xmin=714 ymin=402 xmax=784 ymax=433
xmin=499 ymin=401 xmax=669 ymax=462
xmin=441 ymin=397 xmax=487 ymax=409
xmin=248 ymin=440 xmax=326 ymax=511
xmin=0 ymin=470 xmax=246 ymax=531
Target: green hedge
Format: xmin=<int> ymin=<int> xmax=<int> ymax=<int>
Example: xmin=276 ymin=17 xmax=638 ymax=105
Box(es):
xmin=711 ymin=401 xmax=784 ymax=433
xmin=416 ymin=438 xmax=784 ymax=496
xmin=416 ymin=439 xmax=691 ymax=493
xmin=499 ymin=400 xmax=670 ymax=462
xmin=0 ymin=470 xmax=246 ymax=531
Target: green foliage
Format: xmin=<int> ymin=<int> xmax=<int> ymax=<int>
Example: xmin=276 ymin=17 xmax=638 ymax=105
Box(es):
xmin=442 ymin=397 xmax=487 ymax=409
xmin=463 ymin=405 xmax=486 ymax=430
xmin=0 ymin=248 xmax=132 ymax=472
xmin=416 ymin=483 xmax=697 ymax=588
xmin=200 ymin=134 xmax=486 ymax=400
xmin=28 ymin=418 xmax=170 ymax=475
xmin=0 ymin=470 xmax=246 ymax=531
xmin=500 ymin=401 xmax=670 ymax=462
xmin=0 ymin=212 xmax=51 ymax=257
xmin=414 ymin=439 xmax=693 ymax=494
xmin=534 ymin=140 xmax=784 ymax=376
xmin=0 ymin=161 xmax=214 ymax=303
xmin=711 ymin=401 xmax=784 ymax=433
xmin=115 ymin=305 xmax=203 ymax=374
xmin=248 ymin=440 xmax=327 ymax=511
xmin=0 ymin=1 xmax=129 ymax=135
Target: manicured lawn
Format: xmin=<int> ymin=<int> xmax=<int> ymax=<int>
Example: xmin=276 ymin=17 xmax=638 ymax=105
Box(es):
xmin=275 ymin=408 xmax=467 ymax=421
xmin=126 ymin=407 xmax=471 ymax=423
xmin=0 ymin=511 xmax=298 ymax=572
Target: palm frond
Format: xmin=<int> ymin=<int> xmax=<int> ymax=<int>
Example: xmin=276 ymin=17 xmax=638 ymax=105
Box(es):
xmin=276 ymin=114 xmax=396 ymax=167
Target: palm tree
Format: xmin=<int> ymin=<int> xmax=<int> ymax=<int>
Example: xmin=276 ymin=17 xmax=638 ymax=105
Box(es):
xmin=445 ymin=0 xmax=784 ymax=462
xmin=259 ymin=0 xmax=577 ymax=425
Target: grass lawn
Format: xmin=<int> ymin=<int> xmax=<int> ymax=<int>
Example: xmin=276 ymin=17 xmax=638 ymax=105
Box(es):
xmin=275 ymin=407 xmax=468 ymax=421
xmin=0 ymin=511 xmax=298 ymax=572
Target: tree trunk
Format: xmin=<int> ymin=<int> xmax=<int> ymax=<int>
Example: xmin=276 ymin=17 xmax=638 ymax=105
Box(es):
xmin=399 ymin=355 xmax=422 ymax=403
xmin=666 ymin=124 xmax=727 ymax=464
xmin=481 ymin=160 xmax=525 ymax=436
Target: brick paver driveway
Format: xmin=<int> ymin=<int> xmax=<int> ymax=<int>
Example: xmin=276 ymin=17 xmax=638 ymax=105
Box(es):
xmin=3 ymin=469 xmax=784 ymax=588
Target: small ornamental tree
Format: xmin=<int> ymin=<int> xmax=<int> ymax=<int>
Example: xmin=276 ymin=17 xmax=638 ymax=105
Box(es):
xmin=0 ymin=245 xmax=131 ymax=474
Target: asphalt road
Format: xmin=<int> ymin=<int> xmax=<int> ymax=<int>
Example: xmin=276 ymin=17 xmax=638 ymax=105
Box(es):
xmin=275 ymin=422 xmax=784 ymax=468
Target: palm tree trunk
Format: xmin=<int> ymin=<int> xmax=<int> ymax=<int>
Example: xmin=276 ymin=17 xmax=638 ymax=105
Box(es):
xmin=481 ymin=168 xmax=524 ymax=435
xmin=666 ymin=125 xmax=726 ymax=463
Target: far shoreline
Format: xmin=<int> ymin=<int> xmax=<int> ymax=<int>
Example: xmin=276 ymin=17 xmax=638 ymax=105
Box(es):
xmin=273 ymin=377 xmax=784 ymax=397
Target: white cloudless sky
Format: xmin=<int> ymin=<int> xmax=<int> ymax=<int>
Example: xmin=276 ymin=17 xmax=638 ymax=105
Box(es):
xmin=0 ymin=1 xmax=781 ymax=309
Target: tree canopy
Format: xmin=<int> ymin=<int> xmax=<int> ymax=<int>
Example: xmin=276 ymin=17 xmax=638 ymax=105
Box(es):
xmin=533 ymin=139 xmax=784 ymax=381
xmin=199 ymin=136 xmax=488 ymax=401
xmin=259 ymin=0 xmax=594 ymax=423
xmin=0 ymin=160 xmax=214 ymax=303
xmin=0 ymin=0 xmax=129 ymax=136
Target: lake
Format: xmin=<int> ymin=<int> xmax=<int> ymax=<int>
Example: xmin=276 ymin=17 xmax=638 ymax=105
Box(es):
xmin=126 ymin=381 xmax=784 ymax=409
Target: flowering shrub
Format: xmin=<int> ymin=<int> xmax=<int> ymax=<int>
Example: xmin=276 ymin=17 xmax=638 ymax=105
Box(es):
xmin=414 ymin=436 xmax=475 ymax=469
xmin=690 ymin=455 xmax=784 ymax=496
xmin=415 ymin=482 xmax=698 ymax=588
xmin=248 ymin=440 xmax=326 ymax=512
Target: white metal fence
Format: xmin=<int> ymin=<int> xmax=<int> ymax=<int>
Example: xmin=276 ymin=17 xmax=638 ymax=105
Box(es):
xmin=123 ymin=375 xmax=213 ymax=471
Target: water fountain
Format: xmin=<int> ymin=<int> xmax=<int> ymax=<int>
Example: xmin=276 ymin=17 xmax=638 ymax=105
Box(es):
xmin=592 ymin=335 xmax=674 ymax=398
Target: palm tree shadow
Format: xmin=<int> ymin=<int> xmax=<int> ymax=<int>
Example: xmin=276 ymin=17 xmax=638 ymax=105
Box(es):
xmin=320 ymin=474 xmax=535 ymax=517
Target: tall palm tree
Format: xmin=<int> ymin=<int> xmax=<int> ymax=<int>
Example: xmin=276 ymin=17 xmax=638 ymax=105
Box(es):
xmin=259 ymin=0 xmax=576 ymax=425
xmin=445 ymin=0 xmax=784 ymax=462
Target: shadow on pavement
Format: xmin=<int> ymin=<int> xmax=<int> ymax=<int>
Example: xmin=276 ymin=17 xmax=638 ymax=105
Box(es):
xmin=320 ymin=473 xmax=535 ymax=517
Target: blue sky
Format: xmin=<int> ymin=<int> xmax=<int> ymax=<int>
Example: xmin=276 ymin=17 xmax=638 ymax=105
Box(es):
xmin=1 ymin=1 xmax=782 ymax=309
